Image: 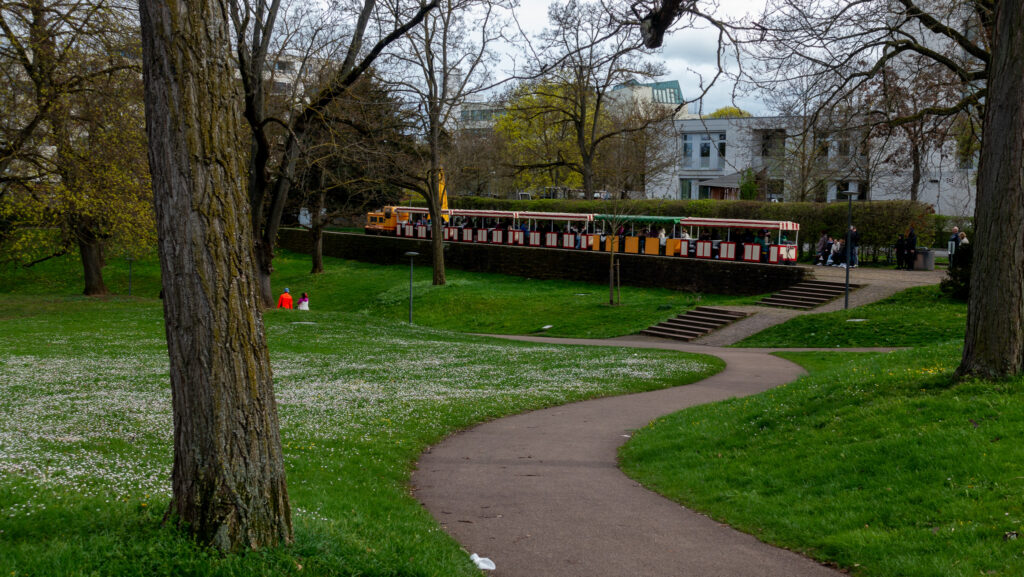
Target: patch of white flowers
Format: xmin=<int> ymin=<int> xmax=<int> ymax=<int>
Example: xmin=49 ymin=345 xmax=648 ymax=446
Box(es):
xmin=0 ymin=316 xmax=710 ymax=516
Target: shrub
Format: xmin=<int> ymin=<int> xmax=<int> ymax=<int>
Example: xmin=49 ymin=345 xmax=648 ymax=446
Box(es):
xmin=940 ymin=243 xmax=972 ymax=300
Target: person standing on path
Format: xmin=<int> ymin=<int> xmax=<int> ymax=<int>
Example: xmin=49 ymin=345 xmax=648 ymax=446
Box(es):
xmin=815 ymin=230 xmax=829 ymax=265
xmin=906 ymin=227 xmax=918 ymax=270
xmin=277 ymin=288 xmax=293 ymax=309
xmin=848 ymin=225 xmax=861 ymax=268
xmin=895 ymin=233 xmax=907 ymax=270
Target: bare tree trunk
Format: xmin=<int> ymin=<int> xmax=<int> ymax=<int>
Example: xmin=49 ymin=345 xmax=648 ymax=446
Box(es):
xmin=608 ymin=249 xmax=615 ymax=305
xmin=139 ymin=0 xmax=293 ymax=551
xmin=77 ymin=226 xmax=108 ymax=296
xmin=428 ymin=174 xmax=446 ymax=286
xmin=959 ymin=0 xmax=1024 ymax=378
xmin=582 ymin=157 xmax=596 ymax=200
xmin=909 ymin=139 xmax=921 ymax=202
xmin=311 ymin=190 xmax=325 ymax=274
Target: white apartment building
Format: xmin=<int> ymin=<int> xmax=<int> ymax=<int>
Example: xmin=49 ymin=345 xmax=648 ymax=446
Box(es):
xmin=646 ymin=116 xmax=976 ymax=216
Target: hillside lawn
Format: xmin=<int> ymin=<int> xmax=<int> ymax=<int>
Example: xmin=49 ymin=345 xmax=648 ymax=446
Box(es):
xmin=0 ymin=252 xmax=723 ymax=576
xmin=5 ymin=249 xmax=1008 ymax=577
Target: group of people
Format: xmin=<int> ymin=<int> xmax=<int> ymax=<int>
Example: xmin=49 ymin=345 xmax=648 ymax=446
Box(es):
xmin=277 ymin=288 xmax=310 ymax=310
xmin=814 ymin=226 xmax=862 ymax=268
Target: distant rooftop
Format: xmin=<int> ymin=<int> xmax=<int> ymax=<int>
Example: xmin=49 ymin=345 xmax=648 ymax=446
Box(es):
xmin=614 ymin=79 xmax=684 ymax=105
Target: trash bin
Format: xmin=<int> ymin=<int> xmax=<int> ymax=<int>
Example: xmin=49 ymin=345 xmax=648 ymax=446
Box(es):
xmin=914 ymin=248 xmax=935 ymax=271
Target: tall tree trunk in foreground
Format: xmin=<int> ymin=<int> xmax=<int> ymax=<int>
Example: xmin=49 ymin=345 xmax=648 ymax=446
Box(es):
xmin=138 ymin=0 xmax=292 ymax=551
xmin=959 ymin=0 xmax=1024 ymax=378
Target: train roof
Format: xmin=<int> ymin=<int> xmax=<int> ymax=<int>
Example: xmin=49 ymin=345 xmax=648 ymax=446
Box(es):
xmin=386 ymin=206 xmax=798 ymax=230
xmin=680 ymin=217 xmax=800 ymax=231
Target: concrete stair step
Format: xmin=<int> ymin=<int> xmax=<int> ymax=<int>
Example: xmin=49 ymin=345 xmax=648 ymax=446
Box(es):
xmin=771 ymin=293 xmax=834 ymax=304
xmin=694 ymin=306 xmax=748 ymax=318
xmin=662 ymin=317 xmax=719 ymax=331
xmin=640 ymin=307 xmax=749 ymax=341
xmin=783 ymin=286 xmax=845 ymax=296
xmin=640 ymin=328 xmax=701 ymax=341
xmin=758 ymin=298 xmax=814 ymax=310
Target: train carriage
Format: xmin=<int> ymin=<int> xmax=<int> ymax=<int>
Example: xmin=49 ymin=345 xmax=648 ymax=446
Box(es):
xmin=365 ymin=206 xmax=799 ymax=265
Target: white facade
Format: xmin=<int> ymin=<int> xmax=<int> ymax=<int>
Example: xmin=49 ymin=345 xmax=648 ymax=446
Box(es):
xmin=648 ymin=117 xmax=785 ymax=201
xmin=646 ymin=116 xmax=976 ymax=216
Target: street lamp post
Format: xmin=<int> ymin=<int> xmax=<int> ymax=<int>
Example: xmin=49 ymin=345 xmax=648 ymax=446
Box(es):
xmin=404 ymin=251 xmax=419 ymax=323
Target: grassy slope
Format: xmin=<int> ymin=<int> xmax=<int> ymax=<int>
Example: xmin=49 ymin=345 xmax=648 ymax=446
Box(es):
xmin=621 ymin=346 xmax=1024 ymax=577
xmin=0 ymin=256 xmax=724 ymax=576
xmin=0 ymin=249 xmax=763 ymax=338
xmin=734 ymin=285 xmax=966 ymax=348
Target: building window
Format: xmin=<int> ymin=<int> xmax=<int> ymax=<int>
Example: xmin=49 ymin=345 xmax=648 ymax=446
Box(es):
xmin=698 ymin=185 xmax=711 ymax=199
xmin=679 ymin=179 xmax=692 ymax=200
xmin=683 ymin=132 xmax=725 ymax=169
xmin=700 ymin=134 xmax=712 ymax=168
xmin=760 ymin=130 xmax=785 ymax=157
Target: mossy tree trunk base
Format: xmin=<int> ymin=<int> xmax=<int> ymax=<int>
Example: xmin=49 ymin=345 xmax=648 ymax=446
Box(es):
xmin=139 ymin=0 xmax=293 ymax=551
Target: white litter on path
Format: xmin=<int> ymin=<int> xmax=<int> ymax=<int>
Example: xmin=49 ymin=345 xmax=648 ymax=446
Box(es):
xmin=470 ymin=553 xmax=496 ymax=571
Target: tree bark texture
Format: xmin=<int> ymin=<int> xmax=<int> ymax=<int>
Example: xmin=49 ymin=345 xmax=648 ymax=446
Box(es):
xmin=959 ymin=0 xmax=1024 ymax=378
xmin=310 ymin=190 xmax=325 ymax=275
xmin=77 ymin=227 xmax=108 ymax=296
xmin=138 ymin=0 xmax=293 ymax=551
xmin=428 ymin=172 xmax=447 ymax=286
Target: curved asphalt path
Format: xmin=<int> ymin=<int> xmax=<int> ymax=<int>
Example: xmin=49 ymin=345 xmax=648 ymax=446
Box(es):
xmin=412 ymin=336 xmax=857 ymax=576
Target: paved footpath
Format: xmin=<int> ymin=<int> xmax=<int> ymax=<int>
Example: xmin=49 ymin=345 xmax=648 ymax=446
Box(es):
xmin=413 ymin=268 xmax=942 ymax=576
xmin=413 ymin=338 xmax=851 ymax=577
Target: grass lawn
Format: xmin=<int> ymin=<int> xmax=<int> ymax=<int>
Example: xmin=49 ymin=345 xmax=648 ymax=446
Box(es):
xmin=734 ymin=285 xmax=966 ymax=348
xmin=0 ymin=249 xmax=763 ymax=338
xmin=0 ymin=259 xmax=723 ymax=576
xmin=620 ymin=345 xmax=1024 ymax=577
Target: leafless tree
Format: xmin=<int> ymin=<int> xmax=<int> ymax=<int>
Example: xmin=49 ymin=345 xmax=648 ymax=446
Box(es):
xmin=513 ymin=0 xmax=671 ymax=200
xmin=599 ymin=98 xmax=679 ymax=197
xmin=380 ymin=0 xmax=509 ymax=285
xmin=228 ymin=0 xmax=439 ymax=306
xmin=728 ymin=0 xmax=1023 ymax=377
xmin=295 ymin=73 xmax=407 ymax=273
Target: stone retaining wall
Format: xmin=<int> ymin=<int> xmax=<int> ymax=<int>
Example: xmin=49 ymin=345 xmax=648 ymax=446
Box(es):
xmin=279 ymin=229 xmax=805 ymax=296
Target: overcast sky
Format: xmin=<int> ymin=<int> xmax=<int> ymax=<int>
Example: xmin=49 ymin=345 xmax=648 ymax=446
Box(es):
xmin=503 ymin=0 xmax=768 ymax=115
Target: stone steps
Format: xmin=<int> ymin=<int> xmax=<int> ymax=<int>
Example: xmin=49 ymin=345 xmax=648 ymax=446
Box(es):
xmin=640 ymin=306 xmax=750 ymax=341
xmin=757 ymin=280 xmax=859 ymax=310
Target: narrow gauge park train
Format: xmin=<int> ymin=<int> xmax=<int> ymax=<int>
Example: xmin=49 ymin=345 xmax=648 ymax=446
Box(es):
xmin=365 ymin=205 xmax=801 ymax=265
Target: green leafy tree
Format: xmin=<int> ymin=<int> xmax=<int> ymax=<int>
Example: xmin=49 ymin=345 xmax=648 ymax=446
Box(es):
xmin=0 ymin=0 xmax=154 ymax=295
xmin=705 ymin=106 xmax=751 ymax=118
xmin=739 ymin=169 xmax=759 ymax=200
xmin=495 ymin=81 xmax=585 ymax=192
